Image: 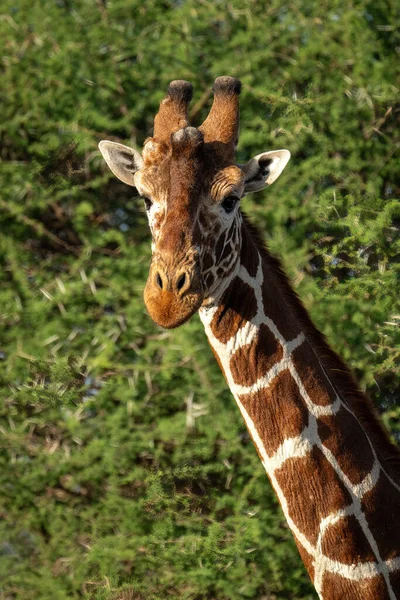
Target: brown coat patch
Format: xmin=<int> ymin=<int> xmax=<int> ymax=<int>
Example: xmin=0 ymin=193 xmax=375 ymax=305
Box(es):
xmin=240 ymin=221 xmax=259 ymax=278
xmin=230 ymin=323 xmax=283 ymax=387
xmin=215 ymin=232 xmax=225 ymax=263
xmin=275 ymin=446 xmax=353 ymax=545
xmin=221 ymin=241 xmax=233 ymax=262
xmin=389 ymin=570 xmax=400 ymax=596
xmin=321 ymin=571 xmax=389 ymax=600
xmin=262 ymin=263 xmax=300 ymax=341
xmin=318 ymin=407 xmax=375 ymax=485
xmin=295 ymin=539 xmax=315 ymax=582
xmin=361 ymin=472 xmax=400 ymax=562
xmin=204 ymin=271 xmax=214 ymax=289
xmin=292 ymin=343 xmax=337 ymax=407
xmin=321 ymin=514 xmax=376 ymax=564
xmin=202 ymin=253 xmax=214 ymax=271
xmin=210 ymin=277 xmax=257 ymax=344
xmin=239 ymin=369 xmax=309 ymax=457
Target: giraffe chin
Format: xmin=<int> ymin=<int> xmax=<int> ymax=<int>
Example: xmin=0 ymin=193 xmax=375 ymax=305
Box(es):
xmin=143 ymin=288 xmax=204 ymax=329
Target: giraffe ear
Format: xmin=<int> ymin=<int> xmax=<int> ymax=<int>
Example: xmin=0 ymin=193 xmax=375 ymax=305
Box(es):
xmin=241 ymin=149 xmax=290 ymax=194
xmin=98 ymin=141 xmax=143 ymax=187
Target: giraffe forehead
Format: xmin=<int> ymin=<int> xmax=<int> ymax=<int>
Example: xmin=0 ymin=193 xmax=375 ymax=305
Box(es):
xmin=138 ymin=152 xmax=243 ymax=207
xmin=138 ymin=136 xmax=202 ymax=203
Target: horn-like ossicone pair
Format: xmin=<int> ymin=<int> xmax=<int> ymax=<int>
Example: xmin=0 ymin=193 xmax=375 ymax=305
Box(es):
xmin=153 ymin=76 xmax=241 ymax=162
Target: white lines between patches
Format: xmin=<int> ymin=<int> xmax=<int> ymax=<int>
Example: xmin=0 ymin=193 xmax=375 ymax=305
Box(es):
xmin=234 ymin=395 xmax=400 ymax=590
xmin=200 ymin=250 xmax=400 ymax=600
xmin=288 ymin=360 xmax=396 ymax=599
xmin=312 ymin=345 xmax=400 ymax=496
xmin=268 ymin=419 xmax=317 ymax=471
xmin=239 ymin=259 xmax=291 ymax=348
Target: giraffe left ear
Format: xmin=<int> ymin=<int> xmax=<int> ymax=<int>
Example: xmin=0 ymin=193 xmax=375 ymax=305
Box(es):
xmin=98 ymin=141 xmax=143 ymax=187
xmin=241 ymin=149 xmax=290 ymax=194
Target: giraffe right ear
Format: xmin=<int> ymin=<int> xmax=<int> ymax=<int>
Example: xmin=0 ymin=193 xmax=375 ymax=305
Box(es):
xmin=241 ymin=149 xmax=290 ymax=194
xmin=98 ymin=141 xmax=143 ymax=187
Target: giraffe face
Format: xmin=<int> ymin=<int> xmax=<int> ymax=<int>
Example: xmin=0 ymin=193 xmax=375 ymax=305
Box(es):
xmin=99 ymin=78 xmax=290 ymax=329
xmin=134 ymin=132 xmax=246 ymax=328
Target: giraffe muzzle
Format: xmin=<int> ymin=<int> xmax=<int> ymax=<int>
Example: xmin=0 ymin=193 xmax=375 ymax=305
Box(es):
xmin=143 ymin=260 xmax=203 ymax=329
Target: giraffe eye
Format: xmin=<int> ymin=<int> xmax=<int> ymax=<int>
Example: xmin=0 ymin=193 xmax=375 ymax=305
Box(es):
xmin=221 ymin=195 xmax=239 ymax=213
xmin=143 ymin=197 xmax=153 ymax=211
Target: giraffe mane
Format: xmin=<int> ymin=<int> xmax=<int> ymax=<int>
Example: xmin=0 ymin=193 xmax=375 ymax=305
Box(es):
xmin=240 ymin=211 xmax=400 ymax=472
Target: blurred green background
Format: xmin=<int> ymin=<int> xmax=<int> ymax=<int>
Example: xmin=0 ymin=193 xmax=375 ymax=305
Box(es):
xmin=0 ymin=0 xmax=399 ymax=598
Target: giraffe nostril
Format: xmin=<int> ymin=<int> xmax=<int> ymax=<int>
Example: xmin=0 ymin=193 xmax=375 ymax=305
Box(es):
xmin=176 ymin=272 xmax=186 ymax=292
xmin=156 ymin=272 xmax=163 ymax=289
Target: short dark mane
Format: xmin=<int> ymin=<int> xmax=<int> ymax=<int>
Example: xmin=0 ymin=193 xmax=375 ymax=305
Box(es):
xmin=241 ymin=211 xmax=400 ymax=474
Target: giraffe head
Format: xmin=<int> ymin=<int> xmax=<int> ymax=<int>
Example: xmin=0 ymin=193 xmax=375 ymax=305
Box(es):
xmin=99 ymin=77 xmax=290 ymax=328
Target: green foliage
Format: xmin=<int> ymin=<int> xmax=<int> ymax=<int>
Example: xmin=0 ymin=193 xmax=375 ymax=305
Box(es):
xmin=0 ymin=0 xmax=399 ymax=598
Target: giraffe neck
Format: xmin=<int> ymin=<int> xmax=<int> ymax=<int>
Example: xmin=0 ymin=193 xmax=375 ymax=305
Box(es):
xmin=199 ymin=216 xmax=400 ymax=600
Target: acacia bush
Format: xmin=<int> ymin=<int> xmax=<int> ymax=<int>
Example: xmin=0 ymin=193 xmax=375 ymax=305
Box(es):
xmin=0 ymin=1 xmax=399 ymax=598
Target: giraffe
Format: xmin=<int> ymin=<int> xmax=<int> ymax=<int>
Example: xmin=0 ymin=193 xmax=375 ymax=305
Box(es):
xmin=99 ymin=77 xmax=400 ymax=599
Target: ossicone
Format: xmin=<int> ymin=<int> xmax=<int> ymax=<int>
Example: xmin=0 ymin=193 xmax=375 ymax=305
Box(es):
xmin=200 ymin=76 xmax=242 ymax=162
xmin=153 ymin=80 xmax=193 ymax=142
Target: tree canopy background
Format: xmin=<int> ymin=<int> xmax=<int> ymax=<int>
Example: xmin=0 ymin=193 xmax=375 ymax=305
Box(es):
xmin=0 ymin=0 xmax=399 ymax=598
